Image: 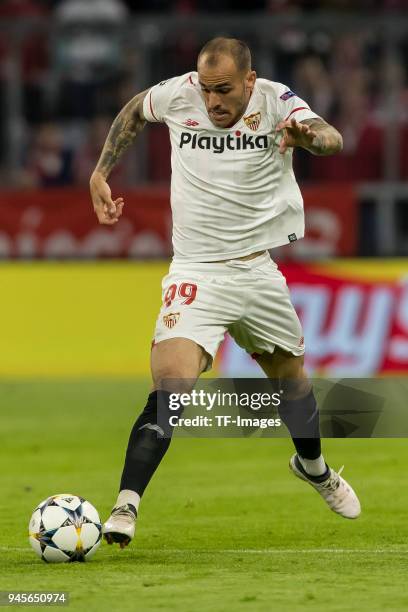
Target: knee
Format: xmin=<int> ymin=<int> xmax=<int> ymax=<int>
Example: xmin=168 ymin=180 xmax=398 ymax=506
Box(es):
xmin=152 ymin=359 xmax=200 ymax=393
xmin=151 ymin=339 xmax=208 ymax=393
xmin=152 ymin=367 xmax=196 ymax=394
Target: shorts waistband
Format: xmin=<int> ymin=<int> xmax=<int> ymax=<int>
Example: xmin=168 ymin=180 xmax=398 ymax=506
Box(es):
xmin=169 ymin=250 xmax=273 ymax=275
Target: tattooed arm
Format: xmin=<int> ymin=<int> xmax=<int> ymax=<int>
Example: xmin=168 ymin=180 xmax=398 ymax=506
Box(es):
xmin=275 ymin=117 xmax=343 ymax=156
xmin=90 ymin=89 xmax=149 ymax=225
xmin=300 ymin=118 xmax=343 ymax=155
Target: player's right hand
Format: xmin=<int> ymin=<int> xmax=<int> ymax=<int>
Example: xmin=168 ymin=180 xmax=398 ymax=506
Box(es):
xmin=90 ymin=172 xmax=124 ymax=225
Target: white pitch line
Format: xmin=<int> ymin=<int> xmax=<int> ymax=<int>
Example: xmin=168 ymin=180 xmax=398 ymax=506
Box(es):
xmin=132 ymin=548 xmax=408 ymax=554
xmin=214 ymin=549 xmax=408 ymax=554
xmin=3 ymin=547 xmax=407 ymax=555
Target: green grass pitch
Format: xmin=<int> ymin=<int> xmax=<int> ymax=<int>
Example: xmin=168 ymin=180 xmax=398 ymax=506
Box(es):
xmin=0 ymin=379 xmax=407 ymax=611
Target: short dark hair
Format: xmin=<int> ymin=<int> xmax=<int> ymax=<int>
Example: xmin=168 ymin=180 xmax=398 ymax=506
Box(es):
xmin=198 ymin=37 xmax=251 ymax=73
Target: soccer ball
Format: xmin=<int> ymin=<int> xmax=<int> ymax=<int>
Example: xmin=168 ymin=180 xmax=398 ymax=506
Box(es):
xmin=28 ymin=494 xmax=102 ymax=563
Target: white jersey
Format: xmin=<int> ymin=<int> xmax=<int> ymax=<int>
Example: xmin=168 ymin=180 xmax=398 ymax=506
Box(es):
xmin=143 ymin=72 xmax=319 ymax=262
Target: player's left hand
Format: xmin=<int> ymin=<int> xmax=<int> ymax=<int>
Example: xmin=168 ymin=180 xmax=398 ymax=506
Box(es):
xmin=275 ymin=118 xmax=317 ymax=154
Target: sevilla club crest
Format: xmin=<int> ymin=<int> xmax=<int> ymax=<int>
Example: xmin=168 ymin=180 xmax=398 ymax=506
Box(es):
xmin=244 ymin=111 xmax=261 ymax=131
xmin=163 ymin=312 xmax=180 ymax=329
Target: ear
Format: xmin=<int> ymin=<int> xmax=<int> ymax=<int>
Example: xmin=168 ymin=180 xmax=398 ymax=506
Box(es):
xmin=245 ymin=70 xmax=257 ymax=93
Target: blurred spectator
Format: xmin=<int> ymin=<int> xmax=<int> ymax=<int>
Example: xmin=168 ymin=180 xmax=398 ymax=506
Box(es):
xmin=53 ymin=0 xmax=128 ymax=119
xmin=383 ymin=0 xmax=408 ymax=8
xmin=21 ymin=35 xmax=49 ymax=124
xmin=309 ymin=87 xmax=384 ymax=181
xmin=0 ymin=0 xmax=47 ymax=17
xmin=293 ymin=55 xmax=334 ymax=118
xmin=72 ymin=116 xmax=127 ymax=186
xmin=54 ymin=0 xmax=127 ymax=22
xmin=0 ymin=0 xmax=49 ymax=164
xmin=22 ymin=122 xmax=73 ymax=187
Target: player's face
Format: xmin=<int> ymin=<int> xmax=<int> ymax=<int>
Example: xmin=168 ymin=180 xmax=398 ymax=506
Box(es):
xmin=198 ymin=55 xmax=256 ymax=129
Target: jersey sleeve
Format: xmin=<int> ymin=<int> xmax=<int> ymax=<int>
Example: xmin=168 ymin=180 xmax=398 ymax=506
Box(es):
xmin=275 ymin=82 xmax=320 ymax=123
xmin=142 ymin=76 xmax=181 ymax=123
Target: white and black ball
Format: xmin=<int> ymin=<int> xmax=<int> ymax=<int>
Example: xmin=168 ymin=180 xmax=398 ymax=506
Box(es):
xmin=28 ymin=494 xmax=102 ymax=563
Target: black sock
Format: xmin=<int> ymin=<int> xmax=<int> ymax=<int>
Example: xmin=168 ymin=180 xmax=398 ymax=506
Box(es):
xmin=278 ymin=389 xmax=321 ymax=460
xmin=120 ymin=390 xmax=177 ymax=497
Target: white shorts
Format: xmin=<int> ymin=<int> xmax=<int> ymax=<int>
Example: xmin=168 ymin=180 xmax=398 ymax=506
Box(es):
xmin=153 ymin=251 xmax=305 ymax=370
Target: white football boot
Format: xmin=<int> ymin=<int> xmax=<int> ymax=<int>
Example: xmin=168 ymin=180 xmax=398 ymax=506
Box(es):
xmin=103 ymin=504 xmax=137 ymax=548
xmin=289 ymin=454 xmax=361 ymax=519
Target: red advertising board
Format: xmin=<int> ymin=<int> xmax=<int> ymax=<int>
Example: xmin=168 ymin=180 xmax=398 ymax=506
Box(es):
xmin=301 ymin=184 xmax=357 ymax=257
xmin=0 ymin=184 xmax=356 ymax=258
xmin=0 ymin=188 xmax=172 ymax=258
xmin=218 ymin=262 xmax=408 ymax=376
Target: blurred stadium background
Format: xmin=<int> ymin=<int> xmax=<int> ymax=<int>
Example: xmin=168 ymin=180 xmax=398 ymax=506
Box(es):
xmin=0 ymin=0 xmax=408 ymax=379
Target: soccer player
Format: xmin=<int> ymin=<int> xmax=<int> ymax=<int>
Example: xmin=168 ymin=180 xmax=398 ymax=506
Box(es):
xmin=90 ymin=37 xmax=361 ymax=548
